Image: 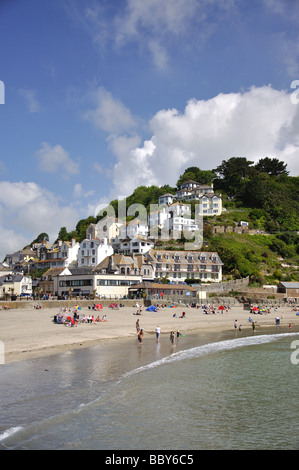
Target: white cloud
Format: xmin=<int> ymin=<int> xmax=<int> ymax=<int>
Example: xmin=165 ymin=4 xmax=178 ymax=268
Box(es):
xmin=0 ymin=181 xmax=80 ymax=261
xmin=19 ymin=88 xmax=41 ymax=113
xmin=73 ymin=183 xmax=95 ymax=199
xmin=35 ymin=142 xmax=79 ymax=175
xmin=108 ymin=86 xmax=299 ymax=197
xmin=84 ymin=86 xmax=137 ymax=134
xmin=73 ymin=0 xmax=233 ymax=69
xmin=93 ymin=162 xmax=104 ymax=174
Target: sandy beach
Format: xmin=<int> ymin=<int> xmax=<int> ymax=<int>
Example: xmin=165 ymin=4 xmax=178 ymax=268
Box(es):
xmin=1 ymin=302 xmax=299 ymax=364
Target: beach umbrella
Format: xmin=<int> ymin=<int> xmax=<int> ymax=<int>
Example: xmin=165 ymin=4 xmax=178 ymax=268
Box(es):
xmin=95 ymin=304 xmax=103 ymax=310
xmin=218 ymin=306 xmax=225 ymax=310
xmin=252 ymin=307 xmax=259 ymax=312
xmin=109 ymin=303 xmax=118 ymax=308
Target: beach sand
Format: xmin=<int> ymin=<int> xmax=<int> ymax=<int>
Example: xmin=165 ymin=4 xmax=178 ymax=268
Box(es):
xmin=1 ymin=303 xmax=299 ymax=364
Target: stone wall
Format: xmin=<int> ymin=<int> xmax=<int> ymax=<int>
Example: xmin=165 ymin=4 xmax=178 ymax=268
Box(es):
xmin=0 ymin=299 xmax=141 ymax=310
xmin=200 ymin=276 xmax=250 ymax=294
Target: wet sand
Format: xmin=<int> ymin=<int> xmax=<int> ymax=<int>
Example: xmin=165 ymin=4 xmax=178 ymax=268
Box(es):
xmin=1 ymin=303 xmax=299 ymax=363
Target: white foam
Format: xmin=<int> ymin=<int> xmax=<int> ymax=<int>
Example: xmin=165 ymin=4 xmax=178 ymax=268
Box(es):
xmin=124 ymin=333 xmax=299 ymax=378
xmin=0 ymin=426 xmax=23 ymax=442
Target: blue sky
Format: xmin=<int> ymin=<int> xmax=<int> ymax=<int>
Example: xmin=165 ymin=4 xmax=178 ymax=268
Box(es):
xmin=0 ymin=0 xmax=299 ymax=261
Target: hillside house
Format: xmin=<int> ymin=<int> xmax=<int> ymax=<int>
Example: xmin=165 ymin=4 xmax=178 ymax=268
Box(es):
xmin=158 ymin=193 xmax=175 ymax=205
xmin=277 ymin=282 xmax=299 ymax=300
xmin=78 ymin=237 xmax=113 ymax=268
xmin=37 ymin=239 xmax=80 ymax=269
xmin=86 ymin=217 xmax=123 ymax=242
xmin=0 ymin=274 xmax=32 ymax=298
xmin=174 ymin=180 xmax=223 ymax=215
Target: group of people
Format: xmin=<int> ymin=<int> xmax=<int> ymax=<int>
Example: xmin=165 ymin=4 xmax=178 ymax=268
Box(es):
xmin=81 ymin=314 xmax=107 ymax=323
xmin=54 ymin=308 xmax=108 ymax=326
xmin=135 ymin=319 xmax=182 ymax=345
xmin=172 ymin=311 xmax=186 ymax=318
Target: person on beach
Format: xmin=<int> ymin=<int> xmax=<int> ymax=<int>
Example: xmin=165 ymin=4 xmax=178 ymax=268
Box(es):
xmin=170 ymin=331 xmax=175 ymax=344
xmin=156 ymin=325 xmax=161 ymax=342
xmin=137 ymin=328 xmax=144 ymax=343
xmin=136 ymin=318 xmax=140 ymax=333
xmin=234 ymin=320 xmax=238 ymax=329
xmin=252 ymin=321 xmax=256 ymax=331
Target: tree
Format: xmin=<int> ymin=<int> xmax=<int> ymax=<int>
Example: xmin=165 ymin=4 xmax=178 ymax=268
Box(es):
xmin=56 ymin=227 xmax=69 ymax=242
xmin=75 ymin=216 xmax=97 ymax=242
xmin=30 ymin=232 xmax=49 ymax=245
xmin=176 ymin=167 xmax=216 ymax=187
xmin=213 ymin=157 xmax=254 ymax=196
xmin=255 ymin=157 xmax=289 ymax=176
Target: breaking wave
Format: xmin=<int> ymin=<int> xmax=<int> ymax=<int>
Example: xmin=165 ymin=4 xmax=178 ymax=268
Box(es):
xmin=123 ymin=332 xmax=299 ymax=378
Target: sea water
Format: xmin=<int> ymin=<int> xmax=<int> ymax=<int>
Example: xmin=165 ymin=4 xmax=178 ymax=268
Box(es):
xmin=0 ymin=328 xmax=298 ymax=450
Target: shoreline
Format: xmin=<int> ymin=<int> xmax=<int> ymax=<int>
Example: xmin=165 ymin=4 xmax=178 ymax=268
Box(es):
xmin=1 ymin=304 xmax=299 ymax=364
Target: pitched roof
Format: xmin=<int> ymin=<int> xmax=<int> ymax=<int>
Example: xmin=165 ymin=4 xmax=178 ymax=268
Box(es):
xmin=0 ymin=274 xmax=24 ymax=285
xmin=42 ymin=267 xmax=66 ymax=277
xmin=146 ymin=249 xmax=223 ymax=264
xmin=278 ymin=282 xmax=299 ymax=288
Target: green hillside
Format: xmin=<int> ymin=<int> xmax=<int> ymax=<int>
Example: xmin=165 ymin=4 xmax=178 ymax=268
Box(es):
xmin=53 ymin=157 xmax=299 ymax=284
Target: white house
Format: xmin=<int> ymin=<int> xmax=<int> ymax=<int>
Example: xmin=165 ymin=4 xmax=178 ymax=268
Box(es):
xmin=169 ymin=216 xmax=199 ymax=233
xmin=169 ymin=202 xmax=191 ymax=217
xmin=78 ymin=238 xmax=114 ymax=268
xmin=0 ymin=273 xmax=33 ymax=298
xmin=37 ymin=239 xmax=80 ymax=269
xmin=119 ymin=219 xmax=149 ymax=240
xmin=174 ymin=180 xmax=223 ymax=215
xmin=148 ymin=203 xmax=193 ymax=235
xmin=158 ymin=193 xmax=175 ymax=205
xmin=117 ymin=237 xmax=154 ymax=255
xmin=148 ymin=207 xmax=170 ymax=230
